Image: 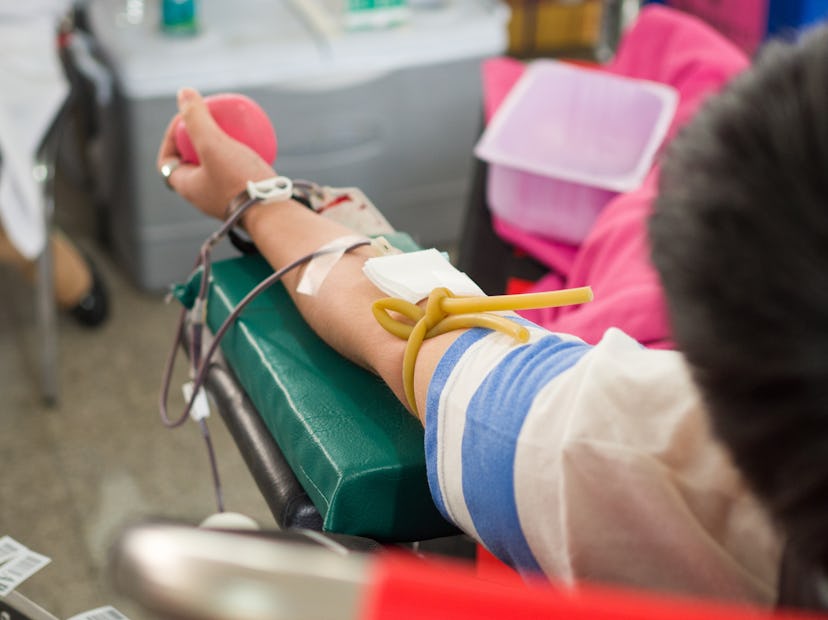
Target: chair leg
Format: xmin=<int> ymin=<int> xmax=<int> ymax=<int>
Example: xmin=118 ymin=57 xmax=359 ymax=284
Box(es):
xmin=0 ymin=590 xmax=61 ymax=620
xmin=34 ymin=161 xmax=59 ymax=406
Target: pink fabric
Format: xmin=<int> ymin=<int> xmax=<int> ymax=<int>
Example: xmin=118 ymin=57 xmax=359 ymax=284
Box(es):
xmin=481 ymin=55 xmax=525 ymax=125
xmin=482 ymin=5 xmax=750 ymax=349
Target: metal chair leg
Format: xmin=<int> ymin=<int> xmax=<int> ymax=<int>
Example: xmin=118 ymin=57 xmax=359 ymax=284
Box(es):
xmin=34 ymin=161 xmax=59 ymax=406
xmin=0 ymin=590 xmax=61 ymax=620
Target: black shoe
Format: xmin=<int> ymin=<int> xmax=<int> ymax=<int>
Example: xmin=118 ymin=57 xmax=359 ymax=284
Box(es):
xmin=67 ymin=260 xmax=109 ymax=328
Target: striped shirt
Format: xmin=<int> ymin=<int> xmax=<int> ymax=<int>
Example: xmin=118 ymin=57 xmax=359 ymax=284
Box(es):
xmin=425 ymin=321 xmax=781 ymax=605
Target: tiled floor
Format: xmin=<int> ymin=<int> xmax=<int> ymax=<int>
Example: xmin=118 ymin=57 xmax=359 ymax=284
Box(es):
xmin=0 ymin=174 xmax=275 ymax=619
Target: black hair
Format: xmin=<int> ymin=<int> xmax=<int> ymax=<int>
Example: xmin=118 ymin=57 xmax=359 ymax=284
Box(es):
xmin=650 ymin=24 xmax=828 ymax=570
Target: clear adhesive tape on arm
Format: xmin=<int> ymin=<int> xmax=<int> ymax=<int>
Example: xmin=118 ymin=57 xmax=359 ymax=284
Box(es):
xmin=296 ymin=234 xmax=371 ymax=296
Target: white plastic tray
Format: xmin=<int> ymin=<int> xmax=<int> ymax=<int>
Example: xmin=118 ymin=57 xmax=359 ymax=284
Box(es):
xmin=474 ymin=59 xmax=678 ymax=243
xmin=475 ymin=59 xmax=678 ymax=192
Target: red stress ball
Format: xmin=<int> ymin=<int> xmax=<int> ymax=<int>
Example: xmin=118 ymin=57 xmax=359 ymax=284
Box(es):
xmin=174 ymin=93 xmax=277 ymax=165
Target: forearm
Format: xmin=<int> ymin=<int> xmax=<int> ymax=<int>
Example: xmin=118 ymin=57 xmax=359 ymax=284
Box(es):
xmin=240 ymin=198 xmax=462 ymax=420
xmin=158 ymin=87 xmax=463 ymax=420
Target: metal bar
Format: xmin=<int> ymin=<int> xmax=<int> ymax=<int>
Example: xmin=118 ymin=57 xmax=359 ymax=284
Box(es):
xmin=0 ymin=590 xmax=61 ymax=620
xmin=34 ymin=160 xmax=58 ymax=406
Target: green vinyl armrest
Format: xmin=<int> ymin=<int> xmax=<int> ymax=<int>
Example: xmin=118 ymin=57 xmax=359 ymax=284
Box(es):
xmin=173 ymin=232 xmax=456 ymax=541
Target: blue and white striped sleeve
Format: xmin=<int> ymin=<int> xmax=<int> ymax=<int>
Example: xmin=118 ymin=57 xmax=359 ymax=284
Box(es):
xmin=424 ymin=322 xmax=782 ymax=605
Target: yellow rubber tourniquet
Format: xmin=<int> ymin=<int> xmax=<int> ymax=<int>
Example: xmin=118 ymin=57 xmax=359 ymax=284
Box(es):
xmin=372 ymin=286 xmax=593 ymax=419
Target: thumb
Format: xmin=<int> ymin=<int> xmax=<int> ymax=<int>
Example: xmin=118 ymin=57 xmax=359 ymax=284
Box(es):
xmin=177 ymin=87 xmax=223 ymax=154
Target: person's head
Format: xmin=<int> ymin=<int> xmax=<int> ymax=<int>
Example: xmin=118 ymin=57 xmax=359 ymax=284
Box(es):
xmin=650 ymin=24 xmax=828 ymax=572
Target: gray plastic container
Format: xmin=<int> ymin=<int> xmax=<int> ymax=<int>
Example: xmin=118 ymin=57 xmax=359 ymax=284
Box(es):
xmin=84 ymin=0 xmax=509 ymax=290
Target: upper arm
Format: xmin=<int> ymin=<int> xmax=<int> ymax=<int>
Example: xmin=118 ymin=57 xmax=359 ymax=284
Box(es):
xmin=423 ymin=326 xmax=781 ymax=603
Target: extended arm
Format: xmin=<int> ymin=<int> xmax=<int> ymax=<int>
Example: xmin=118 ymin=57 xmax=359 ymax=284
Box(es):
xmin=158 ymin=87 xmax=461 ymax=420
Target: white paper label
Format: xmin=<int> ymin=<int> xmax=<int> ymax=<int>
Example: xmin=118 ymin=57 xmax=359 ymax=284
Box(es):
xmin=0 ymin=537 xmax=26 ymax=566
xmin=67 ymin=605 xmax=130 ymax=620
xmin=0 ymin=551 xmax=51 ymax=597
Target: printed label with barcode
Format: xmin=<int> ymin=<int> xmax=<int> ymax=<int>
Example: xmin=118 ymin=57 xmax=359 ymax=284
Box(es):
xmin=0 ymin=537 xmax=26 ymax=566
xmin=0 ymin=551 xmax=51 ymax=597
xmin=67 ymin=606 xmax=130 ymax=620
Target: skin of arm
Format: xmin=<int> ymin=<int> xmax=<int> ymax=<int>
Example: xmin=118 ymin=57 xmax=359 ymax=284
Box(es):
xmin=157 ymin=87 xmax=464 ymax=422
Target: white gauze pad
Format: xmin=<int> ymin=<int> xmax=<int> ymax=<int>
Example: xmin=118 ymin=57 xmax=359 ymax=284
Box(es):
xmin=362 ymin=248 xmax=485 ymax=303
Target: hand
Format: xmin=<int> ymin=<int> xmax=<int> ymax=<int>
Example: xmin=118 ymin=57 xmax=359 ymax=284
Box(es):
xmin=157 ymin=87 xmax=277 ymax=220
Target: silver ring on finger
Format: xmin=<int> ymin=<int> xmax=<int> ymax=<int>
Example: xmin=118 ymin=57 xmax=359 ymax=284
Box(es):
xmin=160 ymin=158 xmax=181 ymax=190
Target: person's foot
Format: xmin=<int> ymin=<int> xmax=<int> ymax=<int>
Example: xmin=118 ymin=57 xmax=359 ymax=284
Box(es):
xmin=45 ymin=231 xmax=109 ymax=328
xmin=0 ymin=228 xmax=110 ymax=327
xmin=66 ymin=259 xmax=108 ymax=328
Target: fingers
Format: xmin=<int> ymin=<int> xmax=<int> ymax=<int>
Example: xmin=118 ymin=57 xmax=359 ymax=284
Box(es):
xmin=157 ymin=87 xmax=216 ymax=195
xmin=177 ymin=87 xmax=223 ymax=156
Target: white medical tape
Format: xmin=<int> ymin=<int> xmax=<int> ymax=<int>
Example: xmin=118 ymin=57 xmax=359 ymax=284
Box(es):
xmin=362 ymin=248 xmax=485 ymax=304
xmin=296 ymin=234 xmax=370 ymax=296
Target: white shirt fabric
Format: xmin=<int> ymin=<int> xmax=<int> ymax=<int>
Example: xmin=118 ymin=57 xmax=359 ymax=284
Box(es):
xmin=0 ymin=1 xmax=71 ymax=259
xmin=425 ymin=321 xmax=782 ymax=605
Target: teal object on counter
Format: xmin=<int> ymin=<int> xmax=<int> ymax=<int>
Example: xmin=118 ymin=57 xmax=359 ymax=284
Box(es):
xmin=162 ymin=0 xmax=198 ymax=34
xmin=173 ymin=232 xmax=457 ymax=541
